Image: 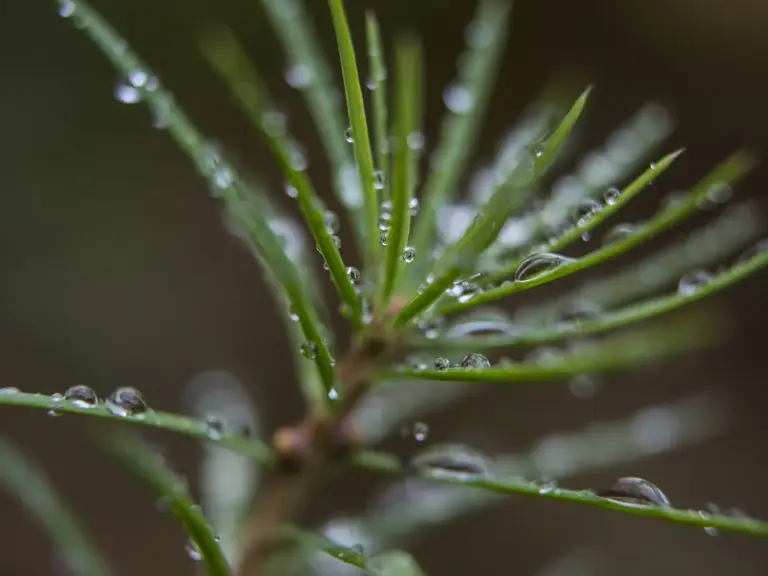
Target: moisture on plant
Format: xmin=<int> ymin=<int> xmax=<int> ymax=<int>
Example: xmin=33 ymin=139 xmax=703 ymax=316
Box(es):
xmin=1 ymin=0 xmax=767 ymax=575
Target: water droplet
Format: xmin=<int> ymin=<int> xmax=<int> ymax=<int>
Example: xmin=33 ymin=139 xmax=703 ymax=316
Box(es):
xmin=412 ymin=422 xmax=429 ymax=442
xmin=284 ymin=183 xmax=298 ymax=198
xmin=574 ymin=200 xmax=602 ymax=227
xmin=460 ymin=353 xmax=491 ymax=369
xmin=704 ymin=181 xmax=733 ymax=205
xmin=0 ymin=387 xmax=20 ymax=395
xmin=114 ymin=83 xmax=142 ymax=104
xmin=417 ymin=317 xmax=443 ymax=340
xmin=47 ymin=393 xmax=65 ymax=417
xmin=288 ymin=307 xmax=299 ymax=322
xmin=185 ymin=538 xmax=202 ymax=561
xmin=346 ymin=266 xmax=360 ymax=284
xmin=288 ymin=144 xmax=308 ymax=171
xmin=262 ymin=110 xmax=287 ymax=137
xmin=407 ymin=131 xmax=425 ymax=151
xmin=443 ymin=84 xmax=474 ymax=114
xmin=379 ymin=232 xmax=389 ymax=246
xmin=538 ymin=478 xmax=558 ymax=495
xmin=602 ymin=222 xmax=636 ymax=245
xmin=204 ymin=416 xmax=224 ymax=440
xmin=697 ymin=510 xmax=720 ymax=536
xmin=603 ymin=187 xmax=621 ymax=205
xmin=284 ymin=63 xmax=312 ymax=89
xmin=568 ymin=374 xmax=597 ymax=399
xmin=126 ymin=69 xmax=149 ymax=89
xmin=678 ymin=270 xmax=712 ymax=296
xmin=373 ymin=170 xmax=386 ymax=190
xmin=300 ymin=340 xmax=318 ymax=359
xmin=408 ymin=443 xmax=491 ymax=479
xmin=57 ymin=0 xmax=76 ymax=18
xmin=63 ymin=385 xmax=98 ymax=408
xmin=377 ymin=212 xmax=391 ymax=231
xmin=410 ymin=358 xmax=429 ymax=372
xmin=323 ymin=210 xmax=340 ymax=234
xmin=464 ymin=19 xmax=494 ymax=48
xmin=344 ymin=126 xmax=354 ymax=143
xmin=597 ymin=477 xmax=671 ymax=508
xmin=402 ymin=246 xmax=416 ymax=263
xmin=433 ymin=357 xmax=450 ymax=371
xmin=515 ymin=253 xmax=572 ymax=282
xmin=408 ymin=197 xmax=420 ymax=217
xmin=106 ymin=387 xmax=147 ymax=417
xmin=328 ymin=387 xmax=339 ymax=401
xmin=211 ymin=166 xmax=233 ymax=191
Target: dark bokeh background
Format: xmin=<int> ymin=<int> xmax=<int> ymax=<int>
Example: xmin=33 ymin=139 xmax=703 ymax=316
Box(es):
xmin=2 ymin=0 xmax=767 ymax=574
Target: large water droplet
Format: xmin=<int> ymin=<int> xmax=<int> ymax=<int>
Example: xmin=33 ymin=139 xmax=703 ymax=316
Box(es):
xmin=402 ymin=246 xmax=416 ymax=263
xmin=443 ymin=84 xmax=474 ymax=114
xmin=433 ymin=357 xmax=450 ymax=372
xmin=678 ymin=270 xmax=712 ymax=296
xmin=344 ymin=126 xmax=354 ymax=143
xmin=597 ymin=477 xmax=671 ymax=508
xmin=460 ymin=353 xmax=491 ymax=369
xmin=515 ymin=253 xmax=572 ymax=282
xmin=284 ymin=63 xmax=312 ymax=89
xmin=379 ymin=232 xmax=389 ymax=246
xmin=300 ymin=340 xmax=318 ymax=359
xmin=63 ymin=385 xmax=98 ymax=408
xmin=106 ymin=387 xmax=147 ymax=417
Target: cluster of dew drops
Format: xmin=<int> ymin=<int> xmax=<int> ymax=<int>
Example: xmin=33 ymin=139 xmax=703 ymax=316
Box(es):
xmin=395 ymin=414 xmax=745 ymax=536
xmin=4 ymin=385 xmax=242 ymax=443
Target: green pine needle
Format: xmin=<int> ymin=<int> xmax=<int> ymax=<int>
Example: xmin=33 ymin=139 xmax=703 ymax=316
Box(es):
xmin=0 ymin=437 xmax=113 ymax=576
xmin=328 ymin=0 xmax=380 ymax=272
xmin=101 ymin=431 xmax=231 ymax=576
xmin=380 ymin=35 xmax=422 ymax=306
xmin=440 ymin=151 xmax=755 ymax=316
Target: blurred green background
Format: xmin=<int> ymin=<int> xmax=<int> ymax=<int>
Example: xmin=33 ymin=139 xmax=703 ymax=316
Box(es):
xmin=1 ymin=0 xmax=767 ymax=574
